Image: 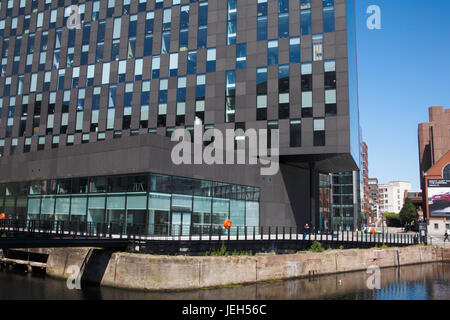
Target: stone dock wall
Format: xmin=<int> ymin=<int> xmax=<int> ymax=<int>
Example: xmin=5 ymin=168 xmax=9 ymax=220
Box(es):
xmin=13 ymin=246 xmax=450 ymax=291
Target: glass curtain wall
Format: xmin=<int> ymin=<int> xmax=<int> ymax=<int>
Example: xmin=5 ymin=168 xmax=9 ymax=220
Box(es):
xmin=0 ymin=174 xmax=259 ymax=237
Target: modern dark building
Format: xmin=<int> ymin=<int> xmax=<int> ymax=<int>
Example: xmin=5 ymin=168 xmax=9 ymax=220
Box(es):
xmin=0 ymin=0 xmax=360 ymax=234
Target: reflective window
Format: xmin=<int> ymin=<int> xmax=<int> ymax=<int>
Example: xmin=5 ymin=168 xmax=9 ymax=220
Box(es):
xmin=146 ymin=12 xmax=154 ymax=34
xmin=179 ymin=5 xmax=189 ymax=51
xmin=163 ymin=8 xmax=172 ymax=30
xmin=225 ymin=70 xmax=236 ymax=123
xmin=290 ymin=120 xmax=301 ymax=147
xmin=152 ymin=55 xmax=160 ymax=79
xmin=301 ymin=9 xmax=311 ymax=35
xmin=227 ymin=0 xmax=236 ymax=45
xmin=169 ymin=53 xmax=178 ymax=77
xmin=161 ymin=31 xmax=170 ymax=54
xmin=187 ymin=51 xmax=197 ymax=74
xmin=323 ymin=0 xmax=335 ymax=33
xmin=257 ymin=16 xmax=268 ymax=41
xmin=314 ymin=118 xmax=325 ymax=146
xmin=268 ymin=40 xmax=278 ymax=66
xmin=118 ymin=60 xmax=126 ymax=82
xmin=206 ymin=48 xmax=216 ymax=73
xmin=312 ymin=34 xmax=324 ymax=61
xmin=278 ymin=65 xmax=289 ymax=119
xmin=198 ymin=2 xmax=208 ymax=48
xmin=279 ymin=12 xmax=289 ymax=38
xmin=135 ymin=59 xmax=143 ymax=81
xmin=113 ymin=18 xmax=122 ymax=39
xmin=267 ymin=121 xmax=278 ymax=149
xmin=144 ymin=34 xmax=153 ymax=56
xmin=236 ymin=44 xmax=246 ymax=69
xmin=290 ymin=37 xmax=301 ymax=63
xmin=158 ymin=79 xmax=168 ymax=127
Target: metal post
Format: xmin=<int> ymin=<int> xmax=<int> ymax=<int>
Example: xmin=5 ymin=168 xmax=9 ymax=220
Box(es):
xmin=245 ymin=226 xmax=247 ymax=241
xmin=268 ymin=226 xmax=271 ymax=241
xmin=237 ymin=226 xmax=239 ymax=241
xmin=290 ymin=227 xmax=292 ymax=241
xmin=73 ymin=222 xmax=77 ymax=239
xmin=283 ymin=227 xmax=285 ymax=241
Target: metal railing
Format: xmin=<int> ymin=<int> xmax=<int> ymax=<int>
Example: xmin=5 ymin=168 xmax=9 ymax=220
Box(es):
xmin=0 ymin=219 xmax=420 ymax=246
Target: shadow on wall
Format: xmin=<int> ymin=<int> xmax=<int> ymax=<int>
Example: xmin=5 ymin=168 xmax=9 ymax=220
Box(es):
xmin=81 ymin=249 xmax=113 ymax=288
xmin=280 ymin=164 xmax=311 ymax=230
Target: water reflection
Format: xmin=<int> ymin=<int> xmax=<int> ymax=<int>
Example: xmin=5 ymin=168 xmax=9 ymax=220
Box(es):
xmin=0 ymin=263 xmax=448 ymax=300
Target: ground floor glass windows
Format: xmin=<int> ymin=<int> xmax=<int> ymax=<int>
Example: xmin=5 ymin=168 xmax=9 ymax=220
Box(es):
xmin=1 ymin=173 xmax=259 ymax=236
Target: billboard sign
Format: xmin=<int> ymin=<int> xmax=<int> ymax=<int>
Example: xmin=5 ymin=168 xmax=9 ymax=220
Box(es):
xmin=428 ymin=180 xmax=450 ymax=217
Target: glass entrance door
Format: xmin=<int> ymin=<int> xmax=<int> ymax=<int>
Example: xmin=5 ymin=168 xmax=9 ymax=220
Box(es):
xmin=171 ymin=211 xmax=191 ymax=236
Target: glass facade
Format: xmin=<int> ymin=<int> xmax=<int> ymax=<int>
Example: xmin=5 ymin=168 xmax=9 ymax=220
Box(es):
xmin=319 ymin=173 xmax=332 ymax=231
xmin=332 ymin=172 xmax=358 ymax=231
xmin=0 ymin=173 xmax=260 ymax=235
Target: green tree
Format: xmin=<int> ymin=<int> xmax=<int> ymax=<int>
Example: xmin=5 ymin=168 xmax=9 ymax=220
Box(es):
xmin=399 ymin=198 xmax=418 ymax=227
xmin=383 ymin=212 xmax=401 ymax=227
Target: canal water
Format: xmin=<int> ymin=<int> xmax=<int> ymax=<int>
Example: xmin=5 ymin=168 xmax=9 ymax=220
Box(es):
xmin=0 ymin=262 xmax=448 ymax=300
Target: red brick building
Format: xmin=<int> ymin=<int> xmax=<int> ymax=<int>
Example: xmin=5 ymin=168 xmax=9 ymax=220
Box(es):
xmin=418 ymin=106 xmax=450 ymax=237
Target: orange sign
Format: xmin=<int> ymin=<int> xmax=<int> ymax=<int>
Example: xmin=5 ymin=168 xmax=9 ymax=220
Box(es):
xmin=0 ymin=213 xmax=5 ymax=220
xmin=370 ymin=228 xmax=375 ymax=235
xmin=224 ymin=219 xmax=232 ymax=230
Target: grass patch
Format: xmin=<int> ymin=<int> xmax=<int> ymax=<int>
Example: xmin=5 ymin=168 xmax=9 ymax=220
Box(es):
xmin=309 ymin=241 xmax=325 ymax=253
xmin=204 ymin=245 xmax=253 ymax=257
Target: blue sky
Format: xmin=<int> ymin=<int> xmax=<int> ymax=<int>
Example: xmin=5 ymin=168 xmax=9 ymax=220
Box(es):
xmin=355 ymin=0 xmax=450 ymax=190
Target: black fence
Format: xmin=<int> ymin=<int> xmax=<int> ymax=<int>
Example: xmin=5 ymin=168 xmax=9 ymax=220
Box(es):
xmin=0 ymin=219 xmax=420 ymax=254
